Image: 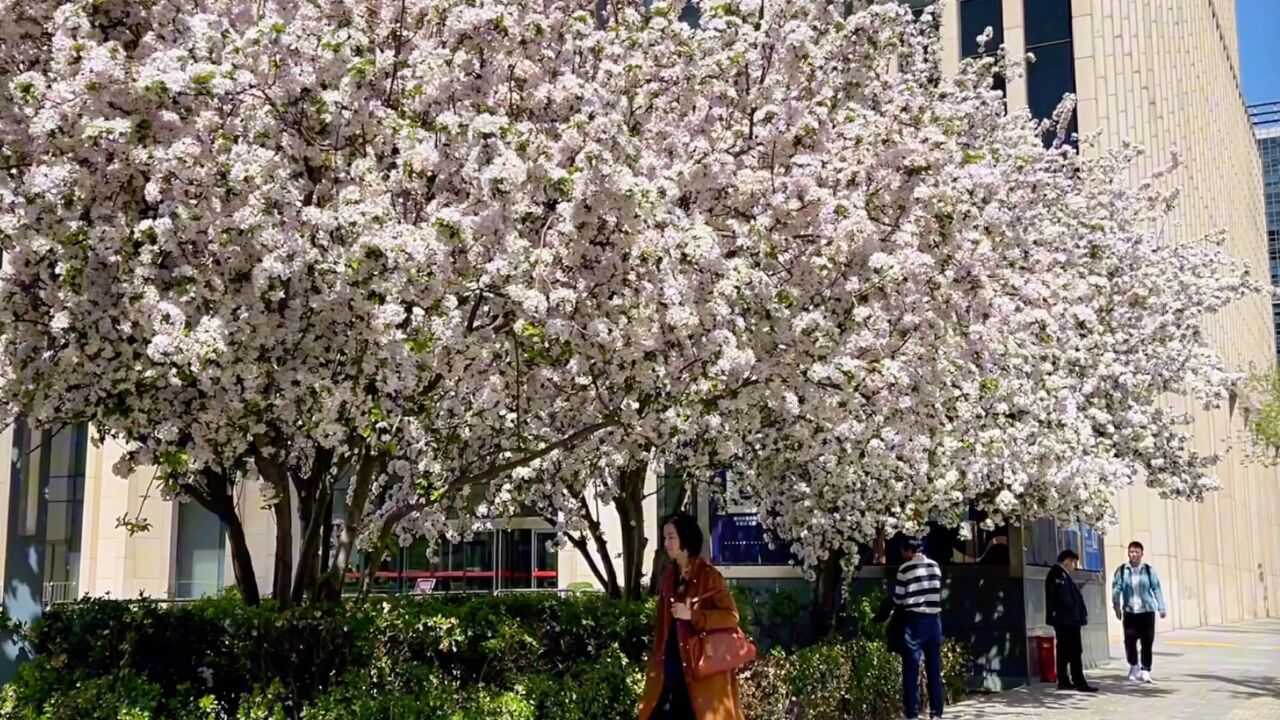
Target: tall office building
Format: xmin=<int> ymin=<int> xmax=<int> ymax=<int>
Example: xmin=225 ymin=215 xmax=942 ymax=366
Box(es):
xmin=1251 ymin=101 xmax=1280 ymax=359
xmin=937 ymin=0 xmax=1280 ymax=648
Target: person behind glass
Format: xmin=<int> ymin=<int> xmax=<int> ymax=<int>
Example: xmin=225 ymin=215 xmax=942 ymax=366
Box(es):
xmin=636 ymin=513 xmax=745 ymax=720
xmin=1112 ymin=540 xmax=1167 ymax=684
xmin=1045 ymin=549 xmax=1098 ymax=693
xmin=894 ymin=537 xmax=945 ymax=720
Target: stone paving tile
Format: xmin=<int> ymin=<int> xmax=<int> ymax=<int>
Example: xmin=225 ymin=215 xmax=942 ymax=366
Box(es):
xmin=946 ymin=620 xmax=1280 ymax=720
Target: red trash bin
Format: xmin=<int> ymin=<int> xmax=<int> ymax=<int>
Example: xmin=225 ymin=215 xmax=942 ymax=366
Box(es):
xmin=1036 ymin=635 xmax=1057 ymax=683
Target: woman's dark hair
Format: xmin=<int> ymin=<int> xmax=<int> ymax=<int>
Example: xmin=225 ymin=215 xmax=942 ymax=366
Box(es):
xmin=1057 ymin=549 xmax=1080 ymax=563
xmin=664 ymin=512 xmax=704 ymax=557
xmin=1128 ymin=541 xmax=1145 ymax=551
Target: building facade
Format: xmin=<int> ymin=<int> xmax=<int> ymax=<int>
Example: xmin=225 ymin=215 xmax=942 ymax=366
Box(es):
xmin=1251 ymin=102 xmax=1280 ymax=359
xmin=939 ymin=0 xmax=1280 ymax=669
xmin=2 ymin=0 xmax=1279 ymax=690
xmin=0 ymin=420 xmax=625 ymax=681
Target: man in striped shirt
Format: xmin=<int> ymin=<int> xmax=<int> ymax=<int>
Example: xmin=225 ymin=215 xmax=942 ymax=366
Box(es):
xmin=894 ymin=537 xmax=945 ymax=719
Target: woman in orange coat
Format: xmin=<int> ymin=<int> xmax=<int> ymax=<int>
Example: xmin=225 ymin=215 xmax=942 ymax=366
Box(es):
xmin=636 ymin=513 xmax=746 ymax=720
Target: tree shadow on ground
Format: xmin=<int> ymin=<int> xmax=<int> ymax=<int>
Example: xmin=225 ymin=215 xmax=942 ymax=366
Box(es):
xmin=1181 ymin=674 xmax=1279 ymax=700
xmin=947 ymin=676 xmax=1176 ymax=719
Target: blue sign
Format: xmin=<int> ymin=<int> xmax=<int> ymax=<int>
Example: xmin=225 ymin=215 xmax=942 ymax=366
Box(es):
xmin=710 ymin=505 xmax=794 ymax=566
xmin=1081 ymin=525 xmax=1103 ymax=571
xmin=1057 ymin=522 xmax=1104 ymax=572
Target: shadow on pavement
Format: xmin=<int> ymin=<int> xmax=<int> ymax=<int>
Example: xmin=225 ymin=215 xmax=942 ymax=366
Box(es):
xmin=1181 ymin=674 xmax=1280 ymax=700
xmin=950 ymin=681 xmax=1176 ymax=718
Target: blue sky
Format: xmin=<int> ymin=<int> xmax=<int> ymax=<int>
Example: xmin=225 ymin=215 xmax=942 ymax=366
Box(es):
xmin=1239 ymin=0 xmax=1280 ymax=104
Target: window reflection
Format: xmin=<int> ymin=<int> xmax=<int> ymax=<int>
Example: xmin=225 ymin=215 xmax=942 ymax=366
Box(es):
xmin=960 ymin=0 xmax=1004 ymax=59
xmin=351 ymin=528 xmax=560 ymax=594
xmin=1024 ymin=0 xmax=1078 ymax=147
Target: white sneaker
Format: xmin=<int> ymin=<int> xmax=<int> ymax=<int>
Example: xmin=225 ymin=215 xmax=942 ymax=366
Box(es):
xmin=1140 ymin=670 xmax=1153 ymax=684
xmin=1127 ymin=665 xmax=1141 ymax=682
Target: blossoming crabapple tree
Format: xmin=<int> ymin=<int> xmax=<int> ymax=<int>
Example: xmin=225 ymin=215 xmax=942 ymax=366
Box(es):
xmin=665 ymin=4 xmax=1260 ymax=627
xmin=0 ymin=0 xmax=1261 ymax=613
xmin=0 ymin=0 xmax=675 ymax=605
xmin=431 ymin=0 xmax=1257 ymax=605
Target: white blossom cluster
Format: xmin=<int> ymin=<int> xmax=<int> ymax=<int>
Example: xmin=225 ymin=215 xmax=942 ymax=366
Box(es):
xmin=0 ymin=0 xmax=1260 ymax=570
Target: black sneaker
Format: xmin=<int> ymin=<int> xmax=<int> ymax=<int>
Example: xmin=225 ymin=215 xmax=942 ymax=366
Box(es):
xmin=1074 ymin=685 xmax=1099 ymax=693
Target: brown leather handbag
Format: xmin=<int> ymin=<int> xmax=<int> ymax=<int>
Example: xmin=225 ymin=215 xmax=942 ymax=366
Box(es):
xmin=687 ymin=591 xmax=758 ymax=680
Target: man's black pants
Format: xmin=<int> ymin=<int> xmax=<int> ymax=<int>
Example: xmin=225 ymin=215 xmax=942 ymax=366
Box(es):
xmin=1123 ymin=612 xmax=1157 ymax=671
xmin=1053 ymin=625 xmax=1086 ymax=688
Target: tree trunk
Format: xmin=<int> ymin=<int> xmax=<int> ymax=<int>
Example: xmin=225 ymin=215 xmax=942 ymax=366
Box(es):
xmin=583 ymin=498 xmax=623 ymax=598
xmin=291 ymin=482 xmax=331 ymax=606
xmin=254 ymin=454 xmax=294 ymax=608
xmin=555 ymin=467 xmax=647 ymax=600
xmin=222 ymin=511 xmax=261 ymax=606
xmin=190 ymin=471 xmax=260 ymax=606
xmin=319 ymin=495 xmax=335 ymax=595
xmin=563 ymin=531 xmax=620 ymax=596
xmin=810 ymin=548 xmax=847 ymax=639
xmin=590 ymin=529 xmax=623 ymax=599
xmin=290 ymin=449 xmax=335 ymax=605
xmin=271 ymin=490 xmax=293 ymax=607
xmin=614 ymin=461 xmax=649 ymax=601
xmin=322 ymin=453 xmax=382 ymax=601
xmin=360 ymin=521 xmax=397 ymax=599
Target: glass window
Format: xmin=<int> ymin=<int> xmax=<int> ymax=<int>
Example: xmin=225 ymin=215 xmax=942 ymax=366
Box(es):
xmin=46 ymin=427 xmax=85 ymax=480
xmin=1027 ymin=42 xmax=1075 ymax=119
xmin=535 ymin=531 xmax=559 ymax=590
xmin=1023 ymin=0 xmax=1077 ymax=146
xmin=1027 ymin=40 xmax=1077 ymax=145
xmin=500 ymin=529 xmax=534 ymax=590
xmin=858 ymin=520 xmax=1009 ymax=567
xmin=960 ymin=0 xmax=1004 ymax=58
xmin=13 ymin=420 xmax=40 ymax=537
xmin=352 ymin=527 xmax=558 ymax=594
xmin=174 ymin=500 xmax=226 ymax=599
xmin=678 ymin=1 xmax=702 ymax=28
xmin=1024 ymin=518 xmax=1101 ymax=569
xmin=42 ymin=424 xmax=87 ymax=592
xmin=1023 ymin=0 xmax=1072 ymax=47
xmin=992 ymin=72 xmax=1008 ymax=99
xmin=331 ymin=467 xmax=352 ymax=525
xmin=1024 ymin=517 xmax=1060 ymax=566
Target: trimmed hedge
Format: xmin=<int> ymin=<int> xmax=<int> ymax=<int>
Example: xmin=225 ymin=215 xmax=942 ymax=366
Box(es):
xmin=0 ymin=593 xmax=968 ymax=720
xmin=739 ymin=638 xmax=969 ymax=719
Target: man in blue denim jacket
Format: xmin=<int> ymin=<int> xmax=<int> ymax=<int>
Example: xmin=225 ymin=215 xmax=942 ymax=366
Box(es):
xmin=1111 ymin=541 xmax=1167 ymax=683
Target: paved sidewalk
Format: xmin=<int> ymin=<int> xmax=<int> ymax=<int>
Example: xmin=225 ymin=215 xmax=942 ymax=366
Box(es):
xmin=948 ymin=620 xmax=1280 ymax=720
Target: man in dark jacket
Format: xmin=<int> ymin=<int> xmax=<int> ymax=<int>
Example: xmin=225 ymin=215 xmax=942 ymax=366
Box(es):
xmin=1045 ymin=549 xmax=1097 ymax=692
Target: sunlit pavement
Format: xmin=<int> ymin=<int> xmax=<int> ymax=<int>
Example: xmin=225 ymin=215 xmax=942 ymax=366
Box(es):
xmin=947 ymin=620 xmax=1280 ymax=719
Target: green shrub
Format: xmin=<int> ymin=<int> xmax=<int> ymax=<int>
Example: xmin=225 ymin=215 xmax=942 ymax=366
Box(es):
xmin=733 ymin=585 xmax=813 ymax=650
xmin=739 ymin=650 xmax=799 ymax=719
xmin=789 ymin=642 xmax=855 ymax=719
xmin=300 ymin=666 xmax=461 ymax=720
xmin=844 ymin=639 xmax=907 ymax=719
xmin=456 ymin=686 xmax=537 ymax=720
xmin=4 ymin=594 xmax=967 ymax=720
xmin=517 ymin=648 xmax=644 ymax=720
xmin=739 ymin=638 xmax=969 ymax=720
xmin=0 ymin=670 xmax=162 ymax=720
